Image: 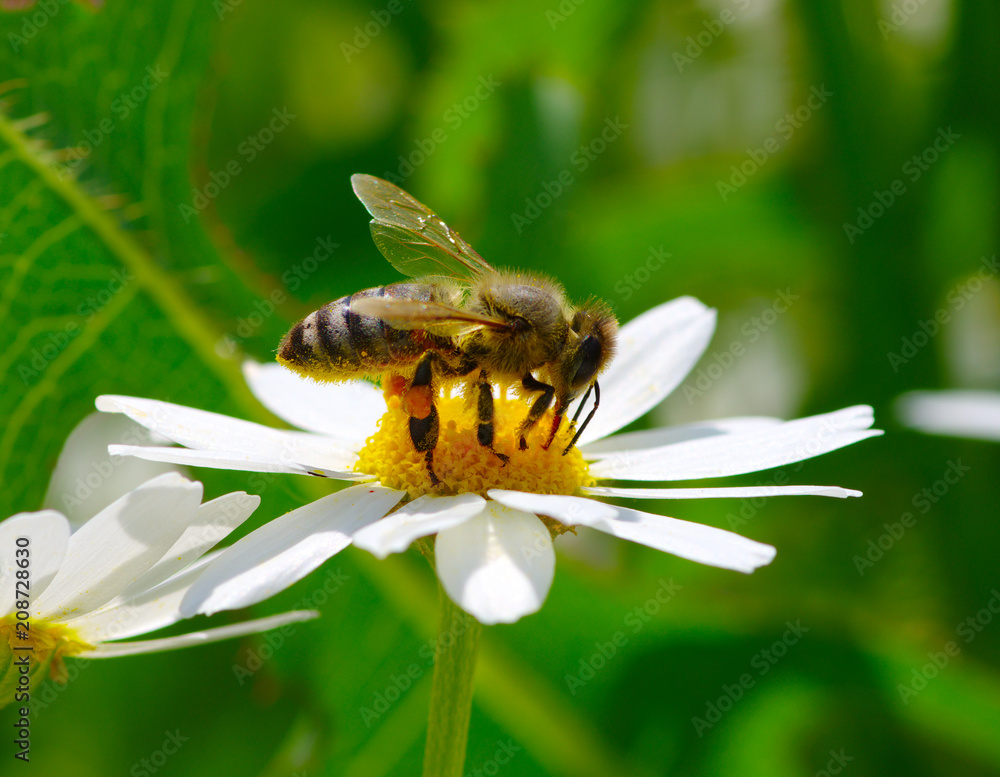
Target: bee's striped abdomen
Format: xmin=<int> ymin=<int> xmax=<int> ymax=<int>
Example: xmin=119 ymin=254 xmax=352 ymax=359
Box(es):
xmin=278 ymin=283 xmax=448 ymax=381
xmin=341 ymin=287 xmax=393 ymax=365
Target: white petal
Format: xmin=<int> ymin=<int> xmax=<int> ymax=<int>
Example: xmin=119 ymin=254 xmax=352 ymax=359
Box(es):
xmin=87 ymin=610 xmax=319 ymax=658
xmin=897 ymin=390 xmax=1000 ymax=442
xmin=117 ymin=492 xmax=260 ymax=600
xmin=243 ymin=360 xmax=385 ymax=444
xmin=32 ymin=474 xmax=202 ymax=621
xmin=352 ymin=494 xmax=486 ymax=559
xmin=96 ymin=394 xmax=359 ymax=474
xmin=43 ymin=412 xmax=183 ymax=528
xmin=586 ymin=505 xmax=776 ymax=573
xmin=108 ymin=445 xmax=363 ymax=480
xmin=67 ymin=552 xmax=219 ymax=643
xmin=488 ymin=489 xmax=617 ymax=522
xmin=0 ymin=511 xmax=70 ymax=614
xmin=181 ymin=485 xmax=403 ymax=617
xmin=578 ymin=297 xmax=717 ymax=445
xmin=589 ymin=405 xmax=881 ymax=481
xmin=435 ymin=502 xmax=555 ymax=625
xmin=580 ymin=417 xmax=783 ymax=457
xmin=580 ymin=485 xmax=862 ymax=499
xmin=490 ymin=491 xmax=774 ymax=573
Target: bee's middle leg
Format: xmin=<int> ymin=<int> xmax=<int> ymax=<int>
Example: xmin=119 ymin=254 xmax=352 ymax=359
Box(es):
xmin=518 ymin=373 xmax=557 ymax=450
xmin=475 ymin=370 xmax=509 ymax=465
xmin=406 ymin=354 xmax=440 ymax=485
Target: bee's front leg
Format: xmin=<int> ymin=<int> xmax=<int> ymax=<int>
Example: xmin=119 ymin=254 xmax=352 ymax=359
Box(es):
xmin=563 ymin=381 xmax=600 ymax=454
xmin=475 ymin=370 xmax=510 ymax=465
xmin=517 ymin=373 xmax=556 ymax=450
xmin=406 ymin=354 xmax=440 ymax=485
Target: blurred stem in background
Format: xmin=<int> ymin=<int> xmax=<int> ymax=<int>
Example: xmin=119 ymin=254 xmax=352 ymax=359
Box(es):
xmin=795 ymin=0 xmax=1000 ymax=410
xmin=794 ymin=0 xmax=933 ymax=409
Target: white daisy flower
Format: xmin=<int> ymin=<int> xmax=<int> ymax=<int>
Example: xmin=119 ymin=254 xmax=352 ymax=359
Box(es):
xmin=96 ymin=297 xmax=881 ymax=625
xmin=897 ymin=390 xmax=1000 ymax=442
xmin=0 ymin=472 xmax=317 ymax=706
xmin=43 ymin=411 xmax=185 ymax=529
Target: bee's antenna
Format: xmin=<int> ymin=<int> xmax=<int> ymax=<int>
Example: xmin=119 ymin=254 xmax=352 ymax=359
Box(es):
xmin=563 ymin=381 xmax=600 ymax=454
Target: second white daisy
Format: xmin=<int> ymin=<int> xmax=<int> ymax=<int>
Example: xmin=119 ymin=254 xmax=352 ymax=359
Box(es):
xmin=0 ymin=473 xmax=319 ymax=707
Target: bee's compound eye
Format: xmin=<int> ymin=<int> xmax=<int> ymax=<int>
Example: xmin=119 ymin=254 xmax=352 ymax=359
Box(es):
xmin=571 ymin=335 xmax=602 ymax=389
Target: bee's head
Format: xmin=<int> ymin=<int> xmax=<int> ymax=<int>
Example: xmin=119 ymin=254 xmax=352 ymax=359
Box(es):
xmin=559 ymin=301 xmax=618 ymax=400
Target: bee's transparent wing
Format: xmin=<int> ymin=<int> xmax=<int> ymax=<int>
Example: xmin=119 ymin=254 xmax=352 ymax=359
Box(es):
xmin=351 ymin=174 xmax=494 ymax=280
xmin=350 ymin=297 xmax=509 ymax=336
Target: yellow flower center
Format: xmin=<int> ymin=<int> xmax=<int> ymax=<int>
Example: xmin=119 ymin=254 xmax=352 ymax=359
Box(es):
xmin=0 ymin=616 xmax=93 ymax=705
xmin=356 ymin=390 xmax=594 ymax=498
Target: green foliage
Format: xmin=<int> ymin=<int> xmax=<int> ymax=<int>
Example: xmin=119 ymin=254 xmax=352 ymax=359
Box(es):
xmin=2 ymin=0 xmax=999 ymax=775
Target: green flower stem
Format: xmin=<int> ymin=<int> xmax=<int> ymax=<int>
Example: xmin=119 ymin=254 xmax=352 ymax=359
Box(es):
xmin=422 ymin=582 xmax=482 ymax=777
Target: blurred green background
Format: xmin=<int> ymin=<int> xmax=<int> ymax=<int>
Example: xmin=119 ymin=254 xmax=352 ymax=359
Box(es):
xmin=2 ymin=0 xmax=999 ymax=774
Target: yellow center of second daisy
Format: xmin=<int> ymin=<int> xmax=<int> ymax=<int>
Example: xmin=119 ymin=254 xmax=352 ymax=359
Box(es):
xmin=0 ymin=616 xmax=93 ymax=704
xmin=356 ymin=389 xmax=594 ymax=498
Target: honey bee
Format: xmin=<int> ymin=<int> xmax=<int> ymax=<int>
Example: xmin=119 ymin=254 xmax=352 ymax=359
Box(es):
xmin=278 ymin=174 xmax=618 ymax=484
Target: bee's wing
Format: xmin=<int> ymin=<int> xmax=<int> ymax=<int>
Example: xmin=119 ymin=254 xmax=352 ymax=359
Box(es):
xmin=351 ymin=174 xmax=494 ymax=280
xmin=350 ymin=296 xmax=510 ymax=336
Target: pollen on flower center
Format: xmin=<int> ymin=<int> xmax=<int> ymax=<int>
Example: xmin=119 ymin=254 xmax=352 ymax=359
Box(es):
xmin=355 ymin=390 xmax=594 ymax=498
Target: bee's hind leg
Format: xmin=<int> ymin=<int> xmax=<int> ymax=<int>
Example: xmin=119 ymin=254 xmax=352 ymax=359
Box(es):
xmin=406 ymin=355 xmax=441 ymax=486
xmin=475 ymin=370 xmax=510 ymax=466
